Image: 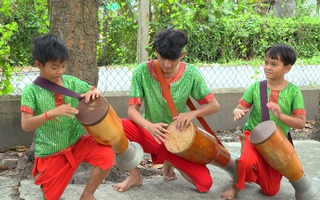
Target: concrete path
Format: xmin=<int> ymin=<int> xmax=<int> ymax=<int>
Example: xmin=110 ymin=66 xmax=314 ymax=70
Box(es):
xmin=1 ymin=140 xmax=320 ymax=200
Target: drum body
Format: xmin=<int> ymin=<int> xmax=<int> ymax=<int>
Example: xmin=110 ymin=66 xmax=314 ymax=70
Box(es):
xmin=249 ymin=120 xmax=304 ymax=182
xmin=164 ymin=121 xmax=231 ymax=167
xmin=76 ymin=96 xmax=128 ymax=154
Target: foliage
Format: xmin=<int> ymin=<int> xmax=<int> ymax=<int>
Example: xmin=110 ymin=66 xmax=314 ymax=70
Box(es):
xmin=0 ymin=0 xmax=16 ymax=95
xmin=3 ymin=0 xmax=320 ymax=69
xmin=97 ymin=0 xmax=138 ymax=65
xmin=7 ymin=0 xmax=49 ymax=67
xmin=97 ymin=0 xmax=320 ymax=65
xmin=0 ymin=0 xmax=48 ymax=94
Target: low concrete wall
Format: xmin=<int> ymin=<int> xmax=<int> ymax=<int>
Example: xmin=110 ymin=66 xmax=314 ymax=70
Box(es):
xmin=1 ymin=88 xmax=319 ymax=149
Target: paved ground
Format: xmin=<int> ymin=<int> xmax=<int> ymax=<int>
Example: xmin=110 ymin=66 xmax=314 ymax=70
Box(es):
xmin=1 ymin=140 xmax=320 ymax=200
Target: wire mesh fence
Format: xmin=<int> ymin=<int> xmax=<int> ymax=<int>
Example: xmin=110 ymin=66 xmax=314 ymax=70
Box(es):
xmin=3 ymin=0 xmax=320 ymax=95
xmin=9 ymin=63 xmax=320 ymax=95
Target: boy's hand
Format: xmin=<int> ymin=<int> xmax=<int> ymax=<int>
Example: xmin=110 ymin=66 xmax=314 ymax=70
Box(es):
xmin=80 ymin=89 xmax=101 ymax=103
xmin=50 ymin=103 xmax=79 ymax=118
xmin=145 ymin=123 xmax=169 ymax=144
xmin=233 ymin=108 xmax=249 ymax=121
xmin=267 ymin=102 xmax=282 ymax=118
xmin=173 ymin=111 xmax=197 ymax=131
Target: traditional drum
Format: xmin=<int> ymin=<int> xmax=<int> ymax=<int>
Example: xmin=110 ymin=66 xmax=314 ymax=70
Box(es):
xmin=76 ymin=96 xmax=128 ymax=153
xmin=164 ymin=121 xmax=235 ymax=174
xmin=250 ymin=120 xmax=320 ymax=200
xmin=76 ymin=96 xmax=143 ymax=171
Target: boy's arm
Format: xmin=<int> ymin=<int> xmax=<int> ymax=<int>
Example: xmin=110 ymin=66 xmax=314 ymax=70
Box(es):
xmin=233 ymin=104 xmax=250 ymax=121
xmin=267 ymin=101 xmax=306 ymax=129
xmin=21 ymin=112 xmax=49 ymax=132
xmin=80 ymin=88 xmax=101 ymax=103
xmin=128 ymin=104 xmax=168 ymax=144
xmin=174 ymin=98 xmax=220 ymax=131
xmin=278 ymin=114 xmax=306 ymax=129
xmin=21 ymin=104 xmax=79 ymax=132
xmin=192 ymin=98 xmax=220 ymax=118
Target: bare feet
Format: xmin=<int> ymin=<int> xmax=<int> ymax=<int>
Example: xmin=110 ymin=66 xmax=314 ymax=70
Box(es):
xmin=79 ymin=192 xmax=97 ymax=200
xmin=163 ymin=161 xmax=177 ymax=181
xmin=80 ymin=166 xmax=111 ymax=200
xmin=221 ymin=185 xmax=240 ymax=200
xmin=113 ymin=168 xmax=143 ymax=192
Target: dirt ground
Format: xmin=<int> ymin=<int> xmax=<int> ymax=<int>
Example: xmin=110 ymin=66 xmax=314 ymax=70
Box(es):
xmin=0 ymin=120 xmax=316 ymax=185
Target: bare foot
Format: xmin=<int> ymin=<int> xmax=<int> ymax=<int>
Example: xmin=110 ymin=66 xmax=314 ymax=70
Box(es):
xmin=79 ymin=192 xmax=96 ymax=200
xmin=221 ymin=185 xmax=240 ymax=200
xmin=113 ymin=168 xmax=143 ymax=192
xmin=163 ymin=161 xmax=177 ymax=181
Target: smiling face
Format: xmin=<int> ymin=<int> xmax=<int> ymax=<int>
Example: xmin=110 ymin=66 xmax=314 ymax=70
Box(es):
xmin=36 ymin=60 xmax=67 ymax=84
xmin=263 ymin=55 xmax=291 ymax=80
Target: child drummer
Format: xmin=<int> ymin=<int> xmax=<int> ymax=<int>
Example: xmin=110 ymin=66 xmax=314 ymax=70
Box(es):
xmin=20 ymin=34 xmax=115 ymax=200
xmin=221 ymin=44 xmax=306 ymax=200
xmin=113 ymin=27 xmax=221 ymax=193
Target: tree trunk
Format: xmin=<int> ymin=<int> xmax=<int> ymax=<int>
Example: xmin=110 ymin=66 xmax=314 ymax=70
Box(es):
xmin=311 ymin=92 xmax=320 ymax=141
xmin=49 ymin=0 xmax=99 ymax=86
xmin=137 ymin=0 xmax=150 ymax=63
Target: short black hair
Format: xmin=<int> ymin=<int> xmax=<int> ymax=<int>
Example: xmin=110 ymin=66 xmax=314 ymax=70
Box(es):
xmin=153 ymin=27 xmax=188 ymax=60
xmin=32 ymin=34 xmax=69 ymax=65
xmin=265 ymin=44 xmax=296 ymax=66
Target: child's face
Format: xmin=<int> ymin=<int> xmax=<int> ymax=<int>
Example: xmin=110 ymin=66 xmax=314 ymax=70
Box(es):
xmin=263 ymin=56 xmax=291 ymax=80
xmin=36 ymin=60 xmax=67 ymax=84
xmin=156 ymin=51 xmax=186 ymax=78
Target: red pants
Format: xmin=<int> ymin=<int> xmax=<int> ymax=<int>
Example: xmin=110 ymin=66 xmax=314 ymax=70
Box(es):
xmin=121 ymin=118 xmax=212 ymax=192
xmin=234 ymin=131 xmax=283 ymax=196
xmin=32 ymin=135 xmax=114 ymax=200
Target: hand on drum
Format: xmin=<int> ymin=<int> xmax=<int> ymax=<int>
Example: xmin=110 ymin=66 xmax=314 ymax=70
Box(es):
xmin=145 ymin=123 xmax=169 ymax=144
xmin=173 ymin=112 xmax=197 ymax=131
xmin=80 ymin=88 xmax=101 ymax=103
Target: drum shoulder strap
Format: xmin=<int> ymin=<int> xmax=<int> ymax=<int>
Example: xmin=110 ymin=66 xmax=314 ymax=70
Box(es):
xmin=153 ymin=60 xmax=224 ymax=147
xmin=260 ymin=80 xmax=269 ymax=121
xmin=33 ymin=76 xmax=82 ymax=101
xmin=260 ymin=80 xmax=293 ymax=144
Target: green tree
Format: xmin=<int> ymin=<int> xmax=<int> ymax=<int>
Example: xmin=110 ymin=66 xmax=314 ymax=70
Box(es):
xmin=0 ymin=0 xmax=48 ymax=95
xmin=0 ymin=0 xmax=17 ymax=95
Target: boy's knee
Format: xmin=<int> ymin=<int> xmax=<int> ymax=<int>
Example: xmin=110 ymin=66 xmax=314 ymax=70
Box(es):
xmin=262 ymin=189 xmax=279 ymax=197
xmin=239 ymin=156 xmax=257 ymax=172
xmin=196 ymin=176 xmax=213 ymax=193
xmin=261 ymin=185 xmax=280 ymax=196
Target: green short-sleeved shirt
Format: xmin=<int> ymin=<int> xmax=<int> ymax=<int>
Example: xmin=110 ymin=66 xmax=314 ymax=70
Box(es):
xmin=21 ymin=75 xmax=91 ymax=157
xmin=240 ymin=81 xmax=306 ymax=136
xmin=129 ymin=61 xmax=214 ymax=124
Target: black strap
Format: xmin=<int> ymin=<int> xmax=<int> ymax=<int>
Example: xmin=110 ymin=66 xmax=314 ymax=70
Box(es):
xmin=260 ymin=80 xmax=293 ymax=145
xmin=287 ymin=131 xmax=294 ymax=146
xmin=33 ymin=76 xmax=83 ymax=101
xmin=260 ymin=80 xmax=269 ymax=121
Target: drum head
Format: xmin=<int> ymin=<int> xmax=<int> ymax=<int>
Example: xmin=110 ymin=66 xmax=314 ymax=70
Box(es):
xmin=250 ymin=120 xmax=277 ymax=144
xmin=164 ymin=121 xmax=196 ymax=154
xmin=76 ymin=96 xmax=109 ymax=126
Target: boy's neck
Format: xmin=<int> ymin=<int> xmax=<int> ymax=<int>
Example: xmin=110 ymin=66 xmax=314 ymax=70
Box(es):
xmin=267 ymin=79 xmax=288 ymax=90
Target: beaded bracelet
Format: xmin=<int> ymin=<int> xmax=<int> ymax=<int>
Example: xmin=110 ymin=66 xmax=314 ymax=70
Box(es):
xmin=44 ymin=112 xmax=59 ymax=122
xmin=44 ymin=112 xmax=51 ymax=120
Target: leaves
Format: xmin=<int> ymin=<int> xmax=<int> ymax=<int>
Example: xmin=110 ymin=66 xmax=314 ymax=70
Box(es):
xmin=2 ymin=0 xmax=320 ymax=70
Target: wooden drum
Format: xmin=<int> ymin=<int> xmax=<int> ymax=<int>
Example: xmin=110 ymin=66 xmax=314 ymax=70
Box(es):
xmin=164 ymin=121 xmax=231 ymax=167
xmin=76 ymin=96 xmax=128 ymax=154
xmin=249 ymin=120 xmax=304 ymax=182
